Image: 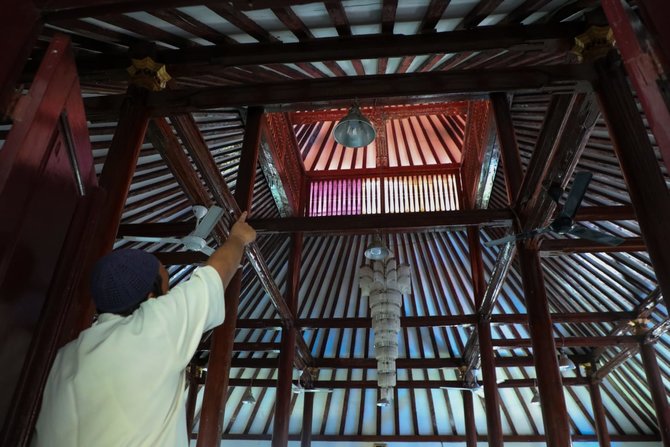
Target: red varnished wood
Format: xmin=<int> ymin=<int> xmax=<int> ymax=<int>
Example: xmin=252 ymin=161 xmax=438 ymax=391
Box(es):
xmin=0 ymin=34 xmax=98 ymax=447
xmin=196 ymin=108 xmax=261 ymax=447
xmin=272 ymin=234 xmax=302 ymax=447
xmin=0 ymin=0 xmax=40 ymax=115
xmin=602 ymin=0 xmax=670 ymax=173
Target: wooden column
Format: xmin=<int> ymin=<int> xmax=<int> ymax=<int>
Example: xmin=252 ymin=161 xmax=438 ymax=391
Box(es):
xmin=517 ymin=247 xmax=571 ymax=447
xmin=601 ymin=1 xmax=670 ymax=174
xmin=493 ymin=92 xmax=571 ymax=447
xmin=468 ymin=228 xmax=503 ymax=447
xmin=196 ymin=107 xmax=262 ymax=447
xmin=594 ymin=54 xmax=670 ymax=313
xmin=68 ymin=83 xmax=151 ymax=336
xmin=636 ymin=0 xmax=670 ymax=72
xmin=185 ymin=367 xmax=200 ymax=436
xmin=462 ymin=390 xmax=478 ymax=447
xmin=588 ymin=377 xmax=611 ymax=447
xmin=300 ymin=391 xmax=314 ymax=447
xmin=96 ymin=86 xmax=150 ymax=252
xmin=272 ymin=233 xmax=302 ymax=447
xmin=0 ymin=35 xmax=100 ymax=447
xmin=639 ymin=342 xmax=670 ymax=445
xmin=0 ymin=0 xmax=40 ymax=115
xmin=490 ymin=93 xmax=523 ymax=203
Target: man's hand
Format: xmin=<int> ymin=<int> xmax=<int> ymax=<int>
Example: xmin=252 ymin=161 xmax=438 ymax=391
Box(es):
xmin=207 ymin=211 xmax=256 ymax=287
xmin=229 ymin=211 xmax=256 ymax=246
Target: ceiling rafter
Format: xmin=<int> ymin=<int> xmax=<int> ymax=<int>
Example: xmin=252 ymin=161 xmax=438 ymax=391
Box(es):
xmin=65 ymin=23 xmax=583 ymax=81
xmin=83 ymin=63 xmax=595 ymax=118
xmin=161 ymin=112 xmax=315 ymax=374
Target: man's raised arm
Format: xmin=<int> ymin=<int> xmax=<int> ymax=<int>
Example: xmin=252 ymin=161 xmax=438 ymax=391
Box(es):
xmin=206 ymin=211 xmax=256 ymax=288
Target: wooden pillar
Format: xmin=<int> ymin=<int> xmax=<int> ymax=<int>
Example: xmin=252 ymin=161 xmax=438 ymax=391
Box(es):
xmin=0 ymin=0 xmax=40 ymax=115
xmin=468 ymin=228 xmax=503 ymax=447
xmin=300 ymin=391 xmax=314 ymax=447
xmin=639 ymin=342 xmax=670 ymax=445
xmin=462 ymin=390 xmax=478 ymax=447
xmin=601 ymin=1 xmax=670 ymax=174
xmin=272 ymin=233 xmax=302 ymax=447
xmin=636 ymin=0 xmax=670 ymax=72
xmin=492 ymin=92 xmax=571 ymax=447
xmin=196 ymin=107 xmax=262 ymax=447
xmin=185 ymin=367 xmax=200 ymax=436
xmin=68 ymin=81 xmax=152 ymax=336
xmin=594 ymin=54 xmax=670 ymax=313
xmin=517 ymin=247 xmax=571 ymax=447
xmin=588 ymin=377 xmax=611 ymax=447
xmin=490 ymin=93 xmax=523 ymax=204
xmin=0 ymin=35 xmax=100 ymax=447
xmin=96 ymin=86 xmax=150 ymax=252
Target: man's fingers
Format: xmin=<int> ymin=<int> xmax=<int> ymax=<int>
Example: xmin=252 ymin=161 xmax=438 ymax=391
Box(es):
xmin=238 ymin=211 xmax=248 ymax=223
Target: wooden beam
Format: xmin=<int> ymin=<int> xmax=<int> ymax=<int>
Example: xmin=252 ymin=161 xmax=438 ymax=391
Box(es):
xmin=539 ymin=237 xmax=645 ymax=255
xmin=68 ymin=23 xmax=582 ymax=78
xmin=232 ymin=312 xmax=633 ymax=329
xmin=169 ymin=113 xmax=295 ymax=325
xmin=492 ymin=336 xmax=640 ymax=348
xmin=272 ymin=234 xmax=301 ymax=447
xmin=594 ymin=53 xmax=670 ymax=316
xmin=463 ymin=391 xmax=478 ymax=447
xmin=300 ymin=391 xmax=314 ymax=447
xmin=224 ymin=377 xmax=590 ymax=389
xmin=118 ymin=209 xmax=512 ymax=237
xmin=83 ymin=64 xmax=596 ymax=118
xmin=636 ymin=0 xmax=670 ymax=72
xmin=0 ymin=1 xmax=40 ymax=116
xmin=639 ymin=342 xmax=670 ymax=445
xmin=196 ymin=108 xmax=261 ymax=447
xmin=472 ymin=93 xmax=523 ymax=331
xmin=518 ymin=247 xmax=572 ymax=447
xmin=594 ymin=346 xmax=638 ymax=380
xmin=502 ymin=92 xmax=601 ymax=447
xmin=185 ymin=368 xmax=200 ymax=435
xmin=591 ymin=287 xmax=661 ymax=365
xmin=41 ymin=0 xmax=338 ymax=19
xmin=211 ymin=433 xmax=661 ymax=443
xmin=229 ymin=355 xmax=600 ymax=369
xmin=250 ymin=209 xmax=512 ymax=233
xmin=468 ymin=227 xmax=503 ymax=447
xmin=602 ymin=0 xmax=670 ymax=175
xmin=588 ymin=377 xmax=612 ymax=447
xmin=232 ymin=342 xmax=281 ymax=352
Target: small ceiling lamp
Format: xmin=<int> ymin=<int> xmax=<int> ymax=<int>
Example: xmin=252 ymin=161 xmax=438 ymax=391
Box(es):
xmin=558 ymin=350 xmax=576 ymax=371
xmin=333 ymin=102 xmax=376 ymax=148
xmin=241 ymin=386 xmax=256 ymax=405
xmin=364 ymin=234 xmax=392 ymax=260
xmin=530 ymin=387 xmax=541 ymax=406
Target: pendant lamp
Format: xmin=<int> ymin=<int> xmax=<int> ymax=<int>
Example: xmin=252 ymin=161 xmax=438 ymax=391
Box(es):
xmin=364 ymin=234 xmax=392 ymax=260
xmin=558 ymin=350 xmax=576 ymax=371
xmin=530 ymin=387 xmax=541 ymax=405
xmin=333 ymin=103 xmax=376 ymax=148
xmin=241 ymin=387 xmax=256 ymax=405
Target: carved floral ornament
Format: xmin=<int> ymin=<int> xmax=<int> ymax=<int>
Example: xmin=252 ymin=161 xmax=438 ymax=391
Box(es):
xmin=126 ymin=57 xmax=171 ymax=91
xmin=571 ymin=26 xmax=616 ymax=63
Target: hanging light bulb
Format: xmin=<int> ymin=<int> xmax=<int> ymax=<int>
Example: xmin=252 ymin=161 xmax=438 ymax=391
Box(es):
xmin=364 ymin=234 xmax=392 ymax=260
xmin=241 ymin=387 xmax=256 ymax=405
xmin=530 ymin=387 xmax=541 ymax=406
xmin=333 ymin=103 xmax=376 ymax=148
xmin=558 ymin=350 xmax=576 ymax=371
xmin=376 ymin=388 xmax=392 ymax=407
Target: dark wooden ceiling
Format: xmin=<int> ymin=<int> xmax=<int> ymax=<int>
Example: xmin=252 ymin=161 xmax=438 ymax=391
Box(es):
xmin=4 ymin=0 xmax=669 ymax=445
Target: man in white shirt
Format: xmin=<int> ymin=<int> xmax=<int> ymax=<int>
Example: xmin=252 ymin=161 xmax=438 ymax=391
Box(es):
xmin=32 ymin=212 xmax=256 ymax=447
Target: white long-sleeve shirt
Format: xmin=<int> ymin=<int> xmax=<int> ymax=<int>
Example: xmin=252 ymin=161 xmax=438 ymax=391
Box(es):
xmin=33 ymin=266 xmax=224 ymax=447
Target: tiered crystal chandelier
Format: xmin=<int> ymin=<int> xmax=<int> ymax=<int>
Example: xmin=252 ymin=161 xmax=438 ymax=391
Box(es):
xmin=359 ymin=237 xmax=411 ymax=407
